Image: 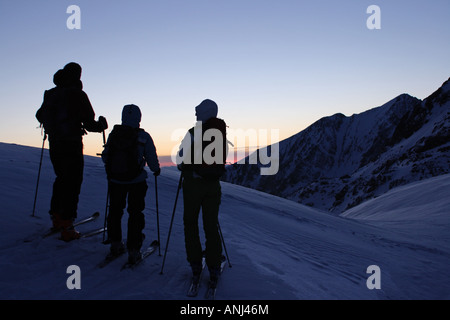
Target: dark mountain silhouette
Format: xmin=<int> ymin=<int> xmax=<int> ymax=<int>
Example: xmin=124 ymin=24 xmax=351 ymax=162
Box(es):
xmin=223 ymin=78 xmax=450 ymax=213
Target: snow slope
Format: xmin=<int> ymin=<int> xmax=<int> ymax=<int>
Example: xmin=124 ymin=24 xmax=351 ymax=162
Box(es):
xmin=0 ymin=142 xmax=449 ymax=300
xmin=341 ymin=174 xmax=450 ymax=251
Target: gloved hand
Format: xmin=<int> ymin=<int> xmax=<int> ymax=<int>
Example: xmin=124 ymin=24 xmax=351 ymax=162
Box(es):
xmin=98 ymin=116 xmax=108 ymax=130
xmin=153 ymin=168 xmax=161 ymax=177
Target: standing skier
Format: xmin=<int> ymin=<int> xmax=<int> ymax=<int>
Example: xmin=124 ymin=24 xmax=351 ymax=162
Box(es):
xmin=102 ymin=104 xmax=160 ymax=264
xmin=177 ymin=99 xmax=227 ymax=288
xmin=36 ymin=62 xmax=108 ymax=241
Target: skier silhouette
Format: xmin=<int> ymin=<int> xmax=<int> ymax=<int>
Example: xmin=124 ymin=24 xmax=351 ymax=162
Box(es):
xmin=101 ymin=104 xmax=161 ymax=264
xmin=177 ymin=99 xmax=227 ymax=289
xmin=36 ymin=62 xmax=108 ymax=241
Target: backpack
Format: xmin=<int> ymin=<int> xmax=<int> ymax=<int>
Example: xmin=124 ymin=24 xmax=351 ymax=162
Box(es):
xmin=37 ymin=88 xmax=78 ymax=138
xmin=104 ymin=125 xmax=144 ymax=182
xmin=189 ymin=117 xmax=227 ymax=180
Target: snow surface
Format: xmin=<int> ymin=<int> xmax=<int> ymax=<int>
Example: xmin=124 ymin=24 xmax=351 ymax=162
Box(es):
xmin=0 ymin=142 xmax=449 ymax=300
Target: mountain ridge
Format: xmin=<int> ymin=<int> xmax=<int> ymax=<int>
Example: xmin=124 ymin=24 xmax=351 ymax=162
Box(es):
xmin=223 ymin=78 xmax=450 ymax=213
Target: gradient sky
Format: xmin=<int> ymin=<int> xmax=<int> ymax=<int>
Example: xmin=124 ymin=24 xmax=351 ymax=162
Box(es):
xmin=0 ymin=0 xmax=449 ymax=162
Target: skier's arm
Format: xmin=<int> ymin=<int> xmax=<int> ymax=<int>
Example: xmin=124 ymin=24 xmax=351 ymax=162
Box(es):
xmin=79 ymin=91 xmax=108 ymax=133
xmin=177 ymin=130 xmax=194 ymax=170
xmin=143 ymin=132 xmax=160 ymax=174
xmin=36 ymin=90 xmax=50 ymax=124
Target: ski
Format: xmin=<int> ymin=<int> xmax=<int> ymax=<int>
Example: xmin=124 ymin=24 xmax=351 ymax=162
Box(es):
xmin=24 ymin=212 xmax=100 ymax=242
xmin=42 ymin=211 xmax=100 ymax=238
xmin=74 ymin=211 xmax=100 ymax=226
xmin=204 ymin=256 xmax=227 ymax=300
xmin=121 ymin=240 xmax=159 ymax=271
xmin=80 ymin=227 xmax=106 ymax=238
xmin=98 ymin=248 xmax=126 ymax=268
xmin=187 ymin=256 xmax=207 ymax=297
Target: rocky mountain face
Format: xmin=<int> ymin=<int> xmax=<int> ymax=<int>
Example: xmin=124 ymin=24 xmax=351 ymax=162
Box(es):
xmin=223 ymin=78 xmax=450 ymax=213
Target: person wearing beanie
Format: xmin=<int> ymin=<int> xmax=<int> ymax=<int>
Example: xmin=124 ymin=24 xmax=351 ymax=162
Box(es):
xmin=36 ymin=62 xmax=108 ymax=242
xmin=101 ymin=104 xmax=160 ymax=264
xmin=177 ymin=99 xmax=228 ymax=291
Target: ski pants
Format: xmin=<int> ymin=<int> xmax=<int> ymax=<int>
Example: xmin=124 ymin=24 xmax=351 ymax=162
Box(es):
xmin=183 ymin=174 xmax=223 ymax=268
xmin=49 ymin=140 xmax=84 ymax=221
xmin=107 ymin=180 xmax=147 ymax=251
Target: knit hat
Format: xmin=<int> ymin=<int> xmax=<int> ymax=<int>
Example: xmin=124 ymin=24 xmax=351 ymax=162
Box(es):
xmin=63 ymin=62 xmax=82 ymax=80
xmin=196 ymin=99 xmax=218 ymax=122
xmin=122 ymin=104 xmax=142 ymax=128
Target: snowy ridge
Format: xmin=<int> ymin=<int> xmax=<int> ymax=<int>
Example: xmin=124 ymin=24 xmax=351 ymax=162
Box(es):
xmin=224 ymin=78 xmax=450 ymax=213
xmin=0 ymin=142 xmax=449 ymax=299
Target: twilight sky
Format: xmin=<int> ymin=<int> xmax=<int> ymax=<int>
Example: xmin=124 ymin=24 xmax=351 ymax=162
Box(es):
xmin=0 ymin=0 xmax=449 ymax=163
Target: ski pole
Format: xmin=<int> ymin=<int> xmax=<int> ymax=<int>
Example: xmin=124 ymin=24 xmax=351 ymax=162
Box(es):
xmin=32 ymin=133 xmax=47 ymax=217
xmin=160 ymin=173 xmax=183 ymax=275
xmin=102 ymin=182 xmax=110 ymax=244
xmin=218 ymin=221 xmax=232 ymax=268
xmin=101 ymin=130 xmax=109 ymax=243
xmin=155 ymin=175 xmax=161 ymax=256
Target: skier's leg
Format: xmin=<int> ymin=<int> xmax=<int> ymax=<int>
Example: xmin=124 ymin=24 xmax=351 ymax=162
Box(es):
xmin=64 ymin=141 xmax=84 ymax=220
xmin=126 ymin=181 xmax=147 ymax=252
xmin=50 ymin=141 xmax=83 ymax=221
xmin=107 ymin=182 xmax=127 ymax=244
xmin=49 ymin=141 xmax=64 ymax=226
xmin=202 ymin=180 xmax=222 ymax=269
xmin=183 ymin=175 xmax=203 ymax=265
xmin=49 ymin=141 xmax=65 ymax=221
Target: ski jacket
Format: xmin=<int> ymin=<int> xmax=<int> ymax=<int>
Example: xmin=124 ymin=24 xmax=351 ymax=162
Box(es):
xmin=36 ymin=70 xmax=104 ymax=142
xmin=177 ymin=117 xmax=228 ymax=180
xmin=102 ymin=105 xmax=160 ymax=184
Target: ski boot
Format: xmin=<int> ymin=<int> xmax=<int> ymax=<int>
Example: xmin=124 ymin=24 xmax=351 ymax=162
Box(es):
xmin=60 ymin=219 xmax=80 ymax=242
xmin=128 ymin=248 xmax=142 ymax=264
xmin=50 ymin=212 xmax=63 ymax=230
xmin=107 ymin=241 xmax=126 ymax=259
xmin=190 ymin=261 xmax=203 ymax=285
xmin=208 ymin=265 xmax=221 ymax=289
